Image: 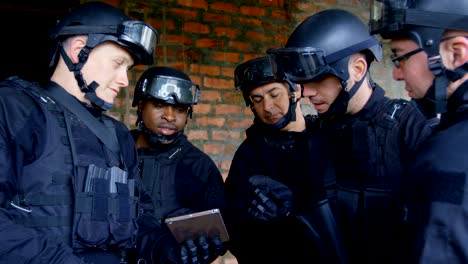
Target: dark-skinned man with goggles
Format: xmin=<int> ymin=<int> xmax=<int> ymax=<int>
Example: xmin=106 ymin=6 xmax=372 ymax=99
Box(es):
xmin=131 ymin=66 xmax=227 ymax=264
xmin=0 ymin=2 xmax=158 ymax=264
xmin=370 ymin=0 xmax=468 ymax=262
xmin=224 ymin=56 xmax=346 ymax=263
xmin=268 ymin=9 xmax=434 ymax=264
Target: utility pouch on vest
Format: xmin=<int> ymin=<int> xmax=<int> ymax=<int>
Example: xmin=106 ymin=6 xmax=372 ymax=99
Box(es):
xmin=337 ymin=186 xmax=393 ymax=226
xmin=362 ymin=188 xmax=393 ymax=227
xmin=73 ymin=164 xmax=138 ymax=251
xmin=337 ymin=185 xmax=395 ymax=260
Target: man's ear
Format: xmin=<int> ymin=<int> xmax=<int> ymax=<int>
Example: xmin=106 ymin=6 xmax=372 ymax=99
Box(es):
xmin=293 ymin=87 xmax=302 ymax=100
xmin=350 ymin=54 xmax=367 ymax=82
xmin=451 ymin=36 xmax=468 ymax=68
xmin=68 ymin=36 xmax=87 ymax=64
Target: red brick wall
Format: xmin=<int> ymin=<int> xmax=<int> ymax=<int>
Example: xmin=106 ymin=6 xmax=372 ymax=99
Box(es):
xmin=87 ymin=0 xmax=406 ymax=180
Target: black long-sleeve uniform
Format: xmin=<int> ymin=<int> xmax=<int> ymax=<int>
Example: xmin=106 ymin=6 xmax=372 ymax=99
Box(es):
xmin=225 ymin=115 xmax=337 ymax=263
xmin=406 ymin=80 xmax=468 ymax=263
xmin=132 ymin=132 xmax=226 ymax=264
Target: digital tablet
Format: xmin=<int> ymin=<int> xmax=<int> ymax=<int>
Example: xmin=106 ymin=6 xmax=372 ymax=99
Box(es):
xmin=164 ymin=208 xmax=229 ymax=244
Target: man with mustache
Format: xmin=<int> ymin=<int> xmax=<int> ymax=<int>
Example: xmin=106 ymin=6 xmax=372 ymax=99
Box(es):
xmin=131 ymin=66 xmax=227 ymax=264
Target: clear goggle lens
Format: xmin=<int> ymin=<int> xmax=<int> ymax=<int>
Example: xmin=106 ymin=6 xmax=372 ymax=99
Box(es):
xmin=120 ymin=21 xmax=158 ymax=57
xmin=141 ymin=76 xmax=200 ymax=105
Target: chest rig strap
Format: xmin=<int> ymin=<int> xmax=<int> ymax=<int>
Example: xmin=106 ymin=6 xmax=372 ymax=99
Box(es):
xmin=46 ymin=82 xmax=121 ymax=157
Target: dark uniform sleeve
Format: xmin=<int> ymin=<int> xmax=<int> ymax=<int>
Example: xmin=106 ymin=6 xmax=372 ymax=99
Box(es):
xmin=0 ymin=87 xmax=83 ymax=263
xmin=225 ymin=122 xmax=344 ymax=263
xmin=399 ymin=102 xmax=438 ymax=158
xmin=406 ymin=127 xmax=468 ymax=263
xmin=135 ymin=141 xmax=227 ymax=264
xmin=224 ymin=140 xmax=262 ymax=258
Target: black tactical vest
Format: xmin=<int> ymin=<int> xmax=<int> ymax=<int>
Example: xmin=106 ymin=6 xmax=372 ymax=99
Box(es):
xmin=5 ymin=77 xmax=137 ymax=253
xmin=330 ymin=98 xmax=412 ymax=264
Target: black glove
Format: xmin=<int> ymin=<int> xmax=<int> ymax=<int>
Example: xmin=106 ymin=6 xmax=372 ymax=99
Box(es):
xmin=180 ymin=235 xmax=226 ymax=264
xmin=248 ymin=175 xmax=293 ymax=222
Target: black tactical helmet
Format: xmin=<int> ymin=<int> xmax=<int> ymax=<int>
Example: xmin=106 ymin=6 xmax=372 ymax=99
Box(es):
xmin=370 ymin=0 xmax=468 ymax=56
xmin=268 ymin=9 xmax=382 ymax=118
xmin=369 ymin=0 xmax=468 ymax=114
xmin=268 ymin=9 xmax=382 ymax=84
xmin=49 ymin=1 xmax=158 ymax=66
xmin=133 ymin=66 xmax=200 ymax=108
xmin=234 ymin=56 xmax=278 ymax=107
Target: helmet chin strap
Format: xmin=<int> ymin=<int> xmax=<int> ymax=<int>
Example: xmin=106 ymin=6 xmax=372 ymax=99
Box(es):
xmin=59 ymin=44 xmax=113 ymax=111
xmin=318 ymin=72 xmax=367 ymax=119
xmin=424 ymin=60 xmax=468 ymax=115
xmin=426 ymin=55 xmax=449 ymax=114
xmin=85 ymin=92 xmax=114 ymax=111
xmin=445 ymin=63 xmax=468 ymax=82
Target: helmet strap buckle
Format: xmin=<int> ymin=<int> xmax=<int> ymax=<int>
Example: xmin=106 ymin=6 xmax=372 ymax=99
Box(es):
xmin=78 ymin=46 xmax=92 ymax=63
xmin=428 ymin=55 xmax=444 ymax=76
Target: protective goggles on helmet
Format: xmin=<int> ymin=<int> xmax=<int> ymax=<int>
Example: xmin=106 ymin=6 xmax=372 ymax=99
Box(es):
xmin=117 ymin=21 xmax=158 ymax=61
xmin=234 ymin=56 xmax=275 ymax=91
xmin=268 ymin=36 xmax=382 ymax=83
xmin=140 ymin=75 xmax=201 ymax=105
xmin=267 ymin=47 xmax=328 ymax=83
xmin=369 ymin=0 xmax=468 ymax=35
xmin=50 ymin=20 xmax=158 ymax=64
